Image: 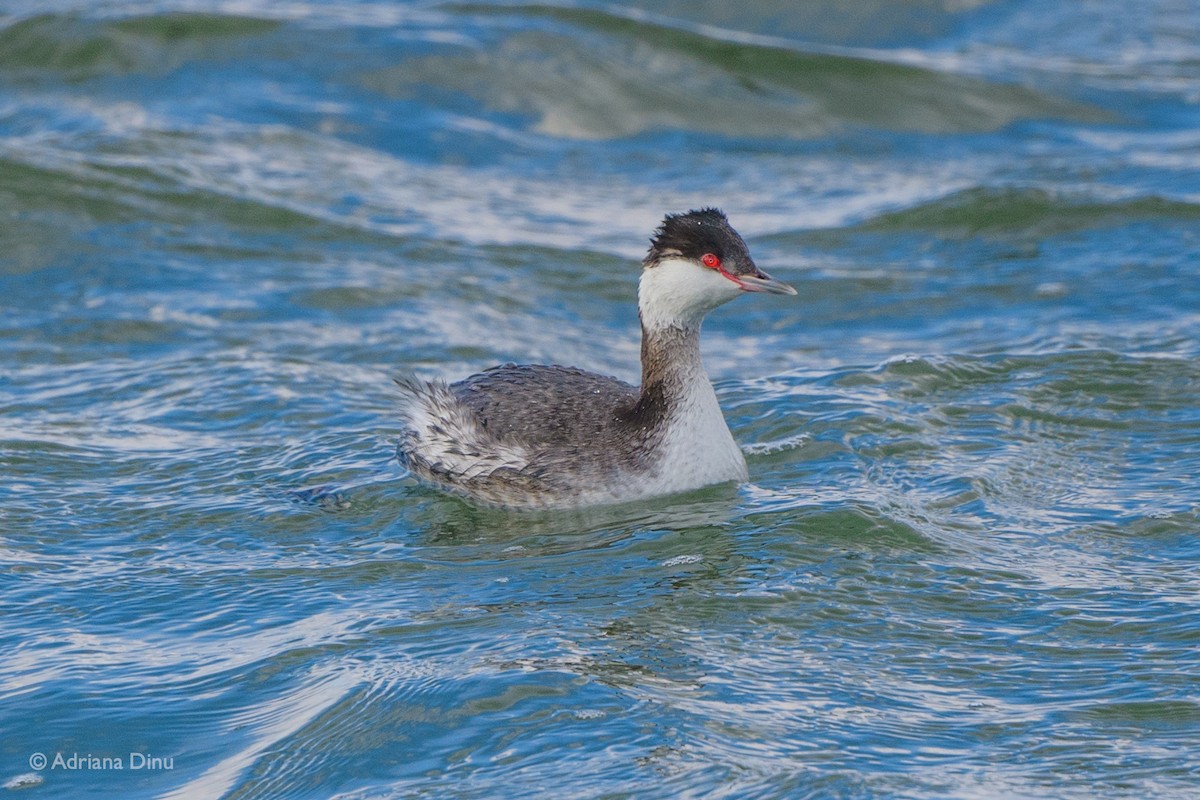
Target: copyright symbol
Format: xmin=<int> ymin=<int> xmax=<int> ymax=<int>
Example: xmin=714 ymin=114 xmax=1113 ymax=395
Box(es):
xmin=29 ymin=752 xmax=46 ymax=770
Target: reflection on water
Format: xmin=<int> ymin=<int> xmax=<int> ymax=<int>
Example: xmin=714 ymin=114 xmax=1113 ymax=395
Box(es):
xmin=2 ymin=1 xmax=1199 ymax=798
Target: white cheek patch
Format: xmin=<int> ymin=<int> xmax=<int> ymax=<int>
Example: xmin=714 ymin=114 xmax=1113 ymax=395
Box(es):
xmin=638 ymin=257 xmax=742 ymax=330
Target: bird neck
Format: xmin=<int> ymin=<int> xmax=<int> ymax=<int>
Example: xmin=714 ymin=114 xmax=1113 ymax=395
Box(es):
xmin=630 ymin=260 xmax=729 ymax=427
xmin=637 ymin=319 xmax=709 ymax=406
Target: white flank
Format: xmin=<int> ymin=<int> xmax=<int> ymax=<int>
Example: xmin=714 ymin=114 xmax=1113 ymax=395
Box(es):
xmin=652 ymin=363 xmax=749 ymax=494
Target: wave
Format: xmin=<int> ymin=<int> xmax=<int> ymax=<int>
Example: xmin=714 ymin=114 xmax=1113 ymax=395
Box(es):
xmin=855 ymin=186 xmax=1200 ymax=238
xmin=364 ymin=3 xmax=1107 ymax=139
xmin=0 ymin=13 xmax=280 ymax=79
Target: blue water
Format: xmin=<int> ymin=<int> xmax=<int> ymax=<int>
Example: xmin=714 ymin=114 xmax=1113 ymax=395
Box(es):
xmin=2 ymin=1 xmax=1200 ymax=798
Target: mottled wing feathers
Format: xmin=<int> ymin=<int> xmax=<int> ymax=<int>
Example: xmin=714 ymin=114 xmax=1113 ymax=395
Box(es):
xmin=394 ymin=374 xmax=533 ymax=482
xmin=394 ymin=366 xmax=644 ymax=508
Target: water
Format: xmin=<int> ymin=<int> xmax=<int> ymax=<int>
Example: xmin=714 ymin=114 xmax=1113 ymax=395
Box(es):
xmin=2 ymin=1 xmax=1199 ymax=797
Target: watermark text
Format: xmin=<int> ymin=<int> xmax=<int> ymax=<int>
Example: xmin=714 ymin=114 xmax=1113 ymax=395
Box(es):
xmin=28 ymin=752 xmax=174 ymax=771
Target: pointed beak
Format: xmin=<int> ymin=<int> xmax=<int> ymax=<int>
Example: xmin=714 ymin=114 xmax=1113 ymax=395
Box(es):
xmin=737 ymin=267 xmax=797 ymax=296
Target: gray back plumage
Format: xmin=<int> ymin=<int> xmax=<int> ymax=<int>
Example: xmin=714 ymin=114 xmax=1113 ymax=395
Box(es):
xmin=451 ymin=364 xmax=639 ymax=449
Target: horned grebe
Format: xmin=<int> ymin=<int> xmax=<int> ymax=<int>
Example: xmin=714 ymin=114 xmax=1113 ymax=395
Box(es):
xmin=396 ymin=208 xmax=796 ymax=510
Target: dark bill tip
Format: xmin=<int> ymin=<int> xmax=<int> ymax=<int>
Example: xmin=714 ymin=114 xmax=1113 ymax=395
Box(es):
xmin=738 ymin=269 xmax=797 ymax=296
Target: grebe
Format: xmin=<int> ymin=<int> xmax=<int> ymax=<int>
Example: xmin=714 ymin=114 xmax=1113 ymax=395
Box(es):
xmin=396 ymin=208 xmax=796 ymax=510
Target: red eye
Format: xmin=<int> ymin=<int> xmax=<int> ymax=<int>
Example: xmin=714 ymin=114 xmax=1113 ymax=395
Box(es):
xmin=701 ymin=253 xmax=721 ymax=269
